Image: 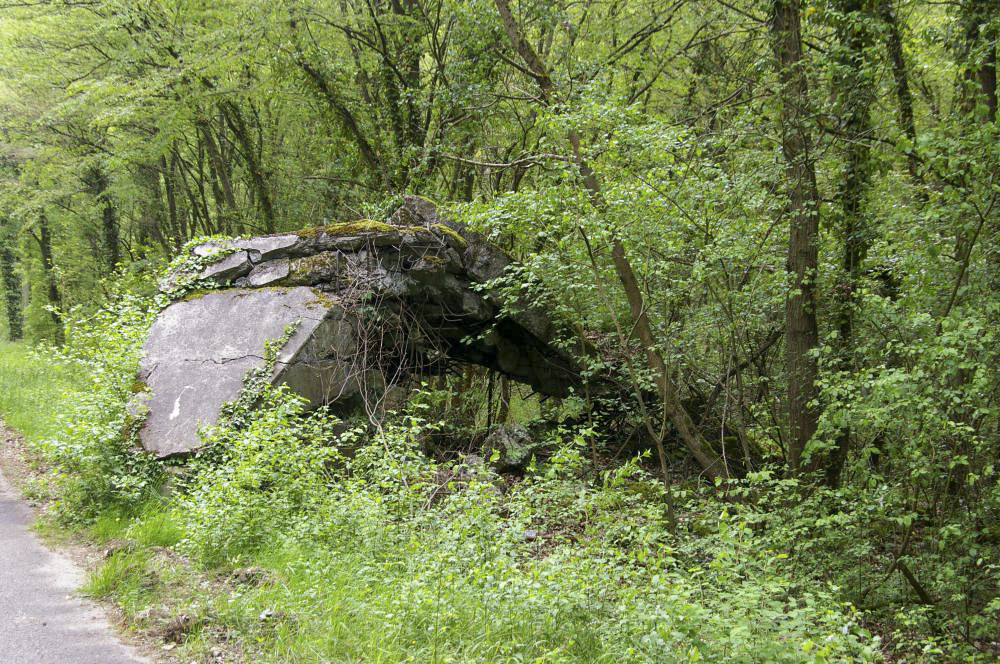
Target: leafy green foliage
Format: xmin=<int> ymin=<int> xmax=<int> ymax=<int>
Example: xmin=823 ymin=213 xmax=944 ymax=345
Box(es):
xmin=35 ymin=293 xmax=163 ymax=520
xmin=171 ymin=381 xmax=878 ymax=662
xmin=1 ymin=0 xmax=999 ymax=660
xmin=1 ymin=313 xmax=878 ymax=660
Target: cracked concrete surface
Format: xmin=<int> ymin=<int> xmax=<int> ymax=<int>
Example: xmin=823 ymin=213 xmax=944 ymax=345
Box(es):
xmin=137 ymin=286 xmax=336 ymax=457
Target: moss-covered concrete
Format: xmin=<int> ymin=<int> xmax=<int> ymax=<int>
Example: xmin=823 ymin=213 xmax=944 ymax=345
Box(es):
xmin=178 ymin=288 xmax=215 ymax=303
xmin=295 ymin=220 xmax=395 ymax=238
xmin=288 ymin=252 xmax=345 ymax=284
xmin=307 ymin=290 xmax=339 ymax=311
xmin=418 ymin=254 xmax=448 ymax=266
xmin=432 ymin=223 xmax=467 ymax=248
xmin=295 ymin=219 xmax=444 ymax=239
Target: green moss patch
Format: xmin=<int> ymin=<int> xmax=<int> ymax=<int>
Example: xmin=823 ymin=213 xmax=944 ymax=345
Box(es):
xmin=295 ymin=219 xmax=447 ymax=240
xmin=295 ymin=220 xmax=394 ymax=238
xmin=288 ymin=252 xmax=344 ymax=284
xmin=177 ymin=288 xmax=214 ymax=303
xmin=431 ymin=223 xmax=467 ymax=248
xmin=308 ymin=290 xmax=339 ymax=310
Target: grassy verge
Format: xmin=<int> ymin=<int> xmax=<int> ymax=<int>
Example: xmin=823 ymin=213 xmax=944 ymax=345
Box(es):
xmin=0 ymin=341 xmax=78 ymax=444
xmin=0 ymin=340 xmax=883 ymax=663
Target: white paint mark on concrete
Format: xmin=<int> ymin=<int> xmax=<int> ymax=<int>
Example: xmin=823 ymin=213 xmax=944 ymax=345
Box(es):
xmin=169 ymin=385 xmax=194 ymax=420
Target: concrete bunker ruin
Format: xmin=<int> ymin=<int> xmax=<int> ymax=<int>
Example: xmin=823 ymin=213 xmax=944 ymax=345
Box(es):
xmin=136 ymin=198 xmax=583 ymax=457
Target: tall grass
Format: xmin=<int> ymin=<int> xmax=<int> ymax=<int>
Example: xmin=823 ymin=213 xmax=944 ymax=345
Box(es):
xmin=0 ymin=341 xmax=78 ymax=444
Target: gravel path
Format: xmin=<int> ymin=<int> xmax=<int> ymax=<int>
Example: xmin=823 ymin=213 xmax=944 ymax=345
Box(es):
xmin=0 ymin=467 xmax=150 ymax=664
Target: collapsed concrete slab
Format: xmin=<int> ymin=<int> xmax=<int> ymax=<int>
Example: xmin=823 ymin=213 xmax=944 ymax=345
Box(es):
xmin=138 ymin=287 xmax=336 ymax=457
xmin=138 ymin=197 xmax=583 ymax=457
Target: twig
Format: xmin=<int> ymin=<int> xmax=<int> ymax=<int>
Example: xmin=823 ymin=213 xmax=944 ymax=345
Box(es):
xmin=439 ymin=152 xmax=571 ymax=169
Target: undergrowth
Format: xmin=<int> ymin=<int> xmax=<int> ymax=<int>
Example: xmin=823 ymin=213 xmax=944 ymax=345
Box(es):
xmin=2 ymin=292 xmax=992 ymax=662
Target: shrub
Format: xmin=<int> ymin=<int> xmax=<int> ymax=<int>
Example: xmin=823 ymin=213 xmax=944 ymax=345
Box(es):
xmin=39 ymin=294 xmax=163 ymax=521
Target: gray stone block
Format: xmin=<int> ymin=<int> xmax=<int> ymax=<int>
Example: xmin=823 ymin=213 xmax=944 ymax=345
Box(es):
xmin=245 ymin=258 xmax=290 ymax=286
xmin=198 ymin=251 xmax=252 ymax=282
xmin=138 ymin=287 xmax=335 ymax=457
xmin=235 ymin=234 xmax=298 ymax=260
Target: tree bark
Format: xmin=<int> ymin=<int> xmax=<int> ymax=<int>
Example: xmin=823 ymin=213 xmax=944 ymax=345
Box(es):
xmin=137 ymin=163 xmax=173 ymax=256
xmin=84 ymin=166 xmax=121 ymax=273
xmin=771 ymin=0 xmax=821 ymax=475
xmin=101 ymin=187 xmax=121 ymax=271
xmin=220 ymin=101 xmax=276 ymax=234
xmin=826 ymin=0 xmax=875 ymax=487
xmin=498 ymin=375 xmax=511 ymax=424
xmin=495 ymin=0 xmax=724 ymax=478
xmin=881 ymin=2 xmax=920 ymax=180
xmin=160 ymin=155 xmax=183 ymax=249
xmin=0 ymin=223 xmax=24 ymax=341
xmin=983 ymin=42 xmax=998 ymax=123
xmin=198 ymin=120 xmax=240 ymax=234
xmin=33 ymin=212 xmax=64 ymax=345
xmin=960 ymin=0 xmax=999 ymax=122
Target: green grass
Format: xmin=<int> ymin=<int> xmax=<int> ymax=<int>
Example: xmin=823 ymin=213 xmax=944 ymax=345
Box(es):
xmin=83 ymin=550 xmax=149 ymax=599
xmin=91 ymin=507 xmax=132 ymax=542
xmin=227 ymin=543 xmax=611 ymax=664
xmin=88 ymin=501 xmax=185 ymax=547
xmin=0 ymin=341 xmax=881 ymax=663
xmin=128 ymin=507 xmax=185 ymax=548
xmin=0 ymin=341 xmax=78 ymax=444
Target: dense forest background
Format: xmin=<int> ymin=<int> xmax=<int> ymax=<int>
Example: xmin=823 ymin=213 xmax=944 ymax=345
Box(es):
xmin=1 ymin=0 xmax=999 ymax=660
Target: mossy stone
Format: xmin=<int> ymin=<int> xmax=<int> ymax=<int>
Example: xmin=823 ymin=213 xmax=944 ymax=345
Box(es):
xmin=432 ymin=223 xmax=467 ymax=248
xmin=288 ymin=252 xmax=346 ymax=285
xmin=178 ymin=288 xmax=214 ymax=303
xmin=296 ymin=220 xmax=395 ymax=238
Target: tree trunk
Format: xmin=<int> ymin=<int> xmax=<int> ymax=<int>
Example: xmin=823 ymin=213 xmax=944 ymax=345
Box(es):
xmin=34 ymin=212 xmax=64 ymax=345
xmin=220 ymin=101 xmax=276 ymax=234
xmin=294 ymin=57 xmax=386 ymax=184
xmin=826 ymin=0 xmax=876 ymax=487
xmin=198 ymin=120 xmax=240 ymax=234
xmin=771 ymin=0 xmax=821 ymax=475
xmin=0 ymin=223 xmax=24 ymax=341
xmin=494 ymin=0 xmax=724 ymax=479
xmin=960 ymin=0 xmax=999 ymax=122
xmin=983 ymin=42 xmax=998 ymax=123
xmin=881 ymin=2 xmax=920 ymax=180
xmin=102 ymin=188 xmax=121 ymax=271
xmin=498 ymin=376 xmax=511 ymax=424
xmin=160 ymin=155 xmax=183 ymax=250
xmin=137 ymin=163 xmax=173 ymax=256
xmin=84 ymin=166 xmax=121 ymax=273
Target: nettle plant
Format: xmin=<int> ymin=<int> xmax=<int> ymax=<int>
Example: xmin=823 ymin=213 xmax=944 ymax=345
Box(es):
xmin=35 ymin=237 xmax=263 ymax=521
xmin=39 ymin=291 xmax=163 ymax=520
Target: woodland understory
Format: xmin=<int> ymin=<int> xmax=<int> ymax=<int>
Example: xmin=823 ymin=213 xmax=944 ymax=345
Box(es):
xmin=0 ymin=0 xmax=999 ymax=661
